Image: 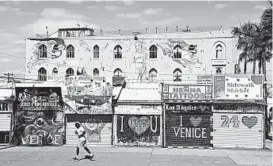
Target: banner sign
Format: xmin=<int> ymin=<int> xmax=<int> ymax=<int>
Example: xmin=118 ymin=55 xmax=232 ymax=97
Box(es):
xmin=15 ymin=87 xmax=63 ymax=111
xmin=115 ymin=105 xmax=162 ymax=115
xmin=165 ymin=103 xmax=212 ymax=115
xmin=162 ymin=85 xmax=212 ymax=100
xmin=0 ymin=101 xmax=12 ymax=112
xmin=213 ymin=75 xmax=263 ymax=100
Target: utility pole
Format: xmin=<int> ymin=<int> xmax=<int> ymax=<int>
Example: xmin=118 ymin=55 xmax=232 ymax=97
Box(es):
xmin=3 ymin=73 xmax=13 ymax=83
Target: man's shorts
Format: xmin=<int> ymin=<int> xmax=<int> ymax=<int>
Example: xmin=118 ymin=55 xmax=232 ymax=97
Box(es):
xmin=77 ymin=137 xmax=87 ymax=147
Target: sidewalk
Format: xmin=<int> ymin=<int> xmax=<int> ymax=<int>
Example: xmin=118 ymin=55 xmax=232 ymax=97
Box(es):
xmin=0 ymin=144 xmax=14 ymax=150
xmin=0 ymin=146 xmax=271 ymax=166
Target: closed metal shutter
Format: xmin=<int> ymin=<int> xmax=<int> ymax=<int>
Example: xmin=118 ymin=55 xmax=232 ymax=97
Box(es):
xmin=213 ymin=113 xmax=263 ymax=148
xmin=66 ymin=114 xmax=112 ymax=145
xmin=0 ymin=114 xmax=11 ymax=131
xmin=166 ymin=113 xmax=211 ymax=147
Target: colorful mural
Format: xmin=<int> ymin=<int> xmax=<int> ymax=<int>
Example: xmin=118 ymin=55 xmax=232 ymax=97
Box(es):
xmin=116 ymin=115 xmax=160 ymax=146
xmin=11 ymin=87 xmax=64 ymax=146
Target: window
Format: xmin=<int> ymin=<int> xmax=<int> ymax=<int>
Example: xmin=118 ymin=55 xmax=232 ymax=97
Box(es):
xmin=66 ymin=45 xmax=75 ymax=58
xmin=149 ymin=45 xmax=157 ymax=59
xmin=114 ymin=68 xmax=122 ymax=77
xmin=216 ymin=44 xmax=223 ymax=59
xmin=93 ymin=68 xmax=99 ymax=76
xmin=38 ymin=67 xmax=47 ymax=81
xmin=39 ymin=44 xmax=47 ymax=58
xmin=66 ymin=68 xmax=74 ymax=76
xmin=114 ymin=45 xmax=122 ymax=59
xmin=173 ymin=68 xmax=182 ymax=82
xmin=52 ymin=67 xmax=58 ymax=75
xmin=149 ymin=68 xmax=158 ymax=82
xmin=93 ymin=45 xmax=99 ymax=59
xmin=173 ymin=45 xmax=182 ymax=59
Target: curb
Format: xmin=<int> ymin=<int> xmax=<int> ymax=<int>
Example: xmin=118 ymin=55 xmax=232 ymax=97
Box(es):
xmin=0 ymin=145 xmax=15 ymax=150
xmin=167 ymin=146 xmax=214 ymax=150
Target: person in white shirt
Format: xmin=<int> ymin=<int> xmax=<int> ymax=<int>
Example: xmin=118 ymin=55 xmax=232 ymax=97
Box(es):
xmin=73 ymin=122 xmax=94 ymax=160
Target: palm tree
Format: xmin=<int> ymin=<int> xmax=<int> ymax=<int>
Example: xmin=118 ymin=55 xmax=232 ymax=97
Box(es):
xmin=232 ymin=22 xmax=260 ymax=74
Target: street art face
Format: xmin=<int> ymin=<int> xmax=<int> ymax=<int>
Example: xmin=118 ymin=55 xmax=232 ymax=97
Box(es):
xmin=27 ymin=38 xmax=66 ymax=73
xmin=82 ymin=117 xmax=107 ymax=142
xmin=117 ymin=115 xmax=160 ymax=146
xmin=11 ymin=87 xmax=64 ymax=146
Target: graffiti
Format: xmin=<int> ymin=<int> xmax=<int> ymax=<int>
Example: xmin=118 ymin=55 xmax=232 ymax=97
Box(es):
xmin=242 ymin=116 xmax=257 ymax=129
xmin=220 ymin=115 xmax=240 ymax=128
xmin=117 ymin=115 xmax=160 ymax=146
xmin=57 ymin=60 xmax=67 ymax=67
xmin=79 ymin=40 xmax=91 ymax=51
xmin=27 ymin=38 xmax=66 ymax=73
xmin=166 ymin=114 xmax=210 ymax=146
xmin=81 ymin=117 xmax=106 ymax=142
xmin=156 ymin=39 xmax=201 ymax=72
xmin=11 ymin=87 xmax=64 ymax=146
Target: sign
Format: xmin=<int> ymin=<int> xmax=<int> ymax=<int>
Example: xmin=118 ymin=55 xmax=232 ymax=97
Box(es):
xmin=15 ymin=87 xmax=63 ymax=111
xmin=165 ymin=114 xmax=211 ymax=146
xmin=115 ymin=105 xmax=162 ymax=115
xmin=214 ymin=75 xmax=263 ymax=100
xmin=163 ymin=85 xmax=212 ymax=100
xmin=165 ymin=103 xmax=212 ymax=115
xmin=0 ymin=102 xmax=11 ymax=112
xmin=116 ymin=115 xmax=160 ymax=146
xmin=196 ymin=76 xmax=212 ymax=85
xmin=211 ymin=59 xmax=227 ymax=66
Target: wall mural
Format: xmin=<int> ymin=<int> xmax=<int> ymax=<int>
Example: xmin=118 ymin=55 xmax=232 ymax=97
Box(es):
xmin=116 ymin=115 xmax=160 ymax=146
xmin=156 ymin=39 xmax=202 ymax=72
xmin=27 ymin=38 xmax=66 ymax=73
xmin=11 ymin=87 xmax=64 ymax=146
xmin=220 ymin=114 xmax=258 ymax=129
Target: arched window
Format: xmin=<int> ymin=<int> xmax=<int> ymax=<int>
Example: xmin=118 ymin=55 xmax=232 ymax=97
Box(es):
xmin=52 ymin=67 xmax=58 ymax=75
xmin=173 ymin=45 xmax=182 ymax=59
xmin=93 ymin=68 xmax=99 ymax=76
xmin=149 ymin=68 xmax=158 ymax=82
xmin=173 ymin=68 xmax=182 ymax=82
xmin=38 ymin=67 xmax=47 ymax=81
xmin=66 ymin=45 xmax=75 ymax=58
xmin=39 ymin=44 xmax=47 ymax=58
xmin=149 ymin=45 xmax=157 ymax=59
xmin=66 ymin=68 xmax=74 ymax=76
xmin=216 ymin=44 xmax=223 ymax=59
xmin=114 ymin=68 xmax=122 ymax=77
xmin=93 ymin=45 xmax=99 ymax=59
xmin=114 ymin=45 xmax=122 ymax=59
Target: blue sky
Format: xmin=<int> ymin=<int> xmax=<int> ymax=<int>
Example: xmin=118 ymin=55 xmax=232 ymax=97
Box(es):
xmin=0 ymin=0 xmax=270 ymax=77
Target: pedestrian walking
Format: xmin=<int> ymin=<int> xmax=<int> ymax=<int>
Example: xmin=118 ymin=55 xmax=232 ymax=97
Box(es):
xmin=73 ymin=122 xmax=94 ymax=161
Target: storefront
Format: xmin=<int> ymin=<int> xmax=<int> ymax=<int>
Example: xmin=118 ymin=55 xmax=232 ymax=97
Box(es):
xmin=64 ymin=77 xmax=113 ymax=146
xmin=162 ymin=84 xmax=213 ymax=147
xmin=114 ymin=83 xmax=162 ymax=146
xmin=212 ymin=75 xmax=265 ymax=148
xmin=11 ymin=86 xmax=65 ymax=146
xmin=0 ymin=98 xmax=13 ymax=144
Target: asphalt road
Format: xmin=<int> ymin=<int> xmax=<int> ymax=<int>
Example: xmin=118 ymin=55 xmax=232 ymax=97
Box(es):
xmin=0 ymin=146 xmax=271 ymax=166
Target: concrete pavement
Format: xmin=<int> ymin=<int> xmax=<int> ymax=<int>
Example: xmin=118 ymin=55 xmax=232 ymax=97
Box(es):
xmin=0 ymin=146 xmax=271 ymax=166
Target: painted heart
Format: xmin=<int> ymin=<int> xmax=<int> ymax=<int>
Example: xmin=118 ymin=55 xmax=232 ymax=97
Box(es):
xmin=242 ymin=116 xmax=257 ymax=129
xmin=190 ymin=116 xmax=202 ymax=127
xmin=128 ymin=116 xmax=150 ymax=135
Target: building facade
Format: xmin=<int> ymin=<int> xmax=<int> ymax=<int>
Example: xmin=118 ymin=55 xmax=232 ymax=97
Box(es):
xmin=25 ymin=27 xmax=240 ymax=83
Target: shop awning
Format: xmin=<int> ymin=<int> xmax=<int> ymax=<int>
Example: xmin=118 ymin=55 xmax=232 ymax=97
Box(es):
xmin=213 ymin=99 xmax=266 ymax=105
xmin=118 ymin=88 xmax=162 ymax=104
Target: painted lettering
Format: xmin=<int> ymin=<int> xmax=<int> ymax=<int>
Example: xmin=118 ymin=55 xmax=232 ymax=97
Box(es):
xmin=120 ymin=116 xmax=124 ymax=132
xmin=150 ymin=116 xmax=158 ymax=133
xmin=195 ymin=128 xmax=201 ymax=138
xmin=172 ymin=127 xmax=208 ymax=139
xmin=172 ymin=127 xmax=180 ymax=137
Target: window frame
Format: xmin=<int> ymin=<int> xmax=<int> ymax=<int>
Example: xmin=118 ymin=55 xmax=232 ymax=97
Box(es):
xmin=39 ymin=44 xmax=47 ymax=59
xmin=38 ymin=67 xmax=47 ymax=81
xmin=66 ymin=68 xmax=75 ymax=76
xmin=173 ymin=68 xmax=182 ymax=82
xmin=173 ymin=45 xmax=182 ymax=59
xmin=93 ymin=45 xmax=100 ymax=59
xmin=114 ymin=68 xmax=122 ymax=77
xmin=66 ymin=45 xmax=75 ymax=59
xmin=149 ymin=45 xmax=158 ymax=59
xmin=93 ymin=68 xmax=100 ymax=77
xmin=114 ymin=45 xmax=122 ymax=59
